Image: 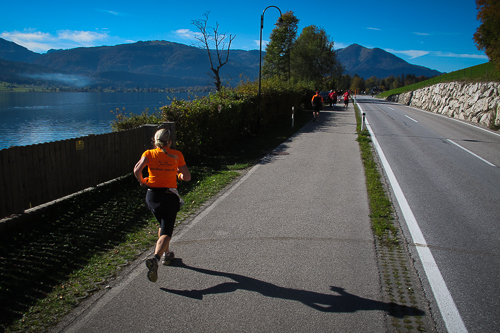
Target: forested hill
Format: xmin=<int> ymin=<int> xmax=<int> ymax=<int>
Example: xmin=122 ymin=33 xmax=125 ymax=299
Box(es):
xmin=0 ymin=38 xmax=440 ymax=89
xmin=0 ymin=39 xmax=261 ymax=88
xmin=0 ymin=38 xmax=40 ymax=63
xmin=32 ymin=41 xmax=261 ymax=82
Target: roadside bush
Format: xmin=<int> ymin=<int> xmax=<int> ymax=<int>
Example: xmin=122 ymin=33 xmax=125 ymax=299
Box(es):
xmin=161 ymin=86 xmax=255 ymax=157
xmin=256 ymin=78 xmax=315 ymax=127
xmin=112 ymin=81 xmax=315 ymax=159
xmin=110 ymin=108 xmax=163 ymax=131
xmin=161 ymin=81 xmax=314 ymax=158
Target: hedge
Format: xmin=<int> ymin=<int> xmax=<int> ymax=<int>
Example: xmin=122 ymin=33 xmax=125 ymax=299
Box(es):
xmin=112 ymin=80 xmax=316 ymax=159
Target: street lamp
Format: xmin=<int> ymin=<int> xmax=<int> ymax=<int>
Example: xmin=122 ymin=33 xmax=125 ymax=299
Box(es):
xmin=258 ymin=5 xmax=284 ymax=131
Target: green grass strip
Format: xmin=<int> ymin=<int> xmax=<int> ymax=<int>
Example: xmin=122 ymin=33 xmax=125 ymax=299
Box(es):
xmin=353 ymin=103 xmax=398 ymax=247
xmin=378 ymin=62 xmax=498 ymax=98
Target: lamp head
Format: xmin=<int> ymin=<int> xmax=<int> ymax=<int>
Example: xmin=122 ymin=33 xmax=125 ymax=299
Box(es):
xmin=275 ymin=17 xmax=285 ymax=28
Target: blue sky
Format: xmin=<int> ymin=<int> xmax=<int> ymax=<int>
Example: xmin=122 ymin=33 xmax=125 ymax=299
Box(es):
xmin=0 ymin=0 xmax=488 ymax=74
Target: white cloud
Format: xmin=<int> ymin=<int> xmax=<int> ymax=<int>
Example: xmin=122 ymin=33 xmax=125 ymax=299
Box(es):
xmin=384 ymin=47 xmax=489 ymax=60
xmin=367 ymin=27 xmax=381 ymax=31
xmin=1 ymin=30 xmax=56 ymax=52
xmin=434 ymin=51 xmax=488 ymax=59
xmin=413 ymin=32 xmax=430 ymax=36
xmin=1 ymin=29 xmax=111 ymax=52
xmin=4 ymin=30 xmax=52 ymax=42
xmin=385 ymin=48 xmax=430 ymax=59
xmin=334 ymin=42 xmax=348 ymax=50
xmin=253 ymin=39 xmax=269 ymax=48
xmin=57 ymin=30 xmax=108 ymax=44
xmin=96 ymin=9 xmax=125 ymax=16
xmin=174 ymin=29 xmax=201 ymax=41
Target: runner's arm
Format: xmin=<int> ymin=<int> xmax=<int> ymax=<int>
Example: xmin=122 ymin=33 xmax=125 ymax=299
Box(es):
xmin=134 ymin=156 xmax=149 ymax=187
xmin=177 ymin=164 xmax=191 ymax=181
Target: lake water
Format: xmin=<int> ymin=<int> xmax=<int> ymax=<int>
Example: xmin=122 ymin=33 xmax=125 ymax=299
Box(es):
xmin=0 ymin=92 xmax=203 ymax=150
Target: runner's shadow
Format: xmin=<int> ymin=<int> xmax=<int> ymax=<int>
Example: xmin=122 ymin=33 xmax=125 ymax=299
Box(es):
xmin=160 ymin=259 xmax=424 ymax=318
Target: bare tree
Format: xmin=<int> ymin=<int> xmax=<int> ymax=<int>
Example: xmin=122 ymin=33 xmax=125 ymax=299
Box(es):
xmin=192 ymin=12 xmax=236 ymax=91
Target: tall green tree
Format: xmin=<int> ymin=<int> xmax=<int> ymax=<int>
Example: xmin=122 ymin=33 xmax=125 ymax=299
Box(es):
xmin=384 ymin=76 xmax=395 ymax=90
xmin=338 ymin=74 xmax=351 ymax=91
xmin=473 ymin=0 xmax=500 ymax=74
xmin=291 ymin=25 xmax=343 ymax=87
xmin=350 ymin=75 xmax=365 ymax=93
xmin=262 ymin=11 xmax=299 ymax=82
xmin=365 ymin=76 xmax=380 ymax=92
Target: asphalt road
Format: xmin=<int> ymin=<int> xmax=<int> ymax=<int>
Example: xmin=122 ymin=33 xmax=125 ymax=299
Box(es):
xmin=53 ymin=105 xmax=400 ymax=332
xmin=356 ymin=96 xmax=500 ymax=333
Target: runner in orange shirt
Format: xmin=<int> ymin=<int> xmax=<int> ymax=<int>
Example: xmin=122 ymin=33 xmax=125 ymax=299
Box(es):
xmin=134 ymin=129 xmax=191 ymax=282
xmin=311 ymin=91 xmax=323 ymax=122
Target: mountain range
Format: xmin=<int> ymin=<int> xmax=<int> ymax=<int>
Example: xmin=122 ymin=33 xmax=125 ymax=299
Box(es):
xmin=336 ymin=44 xmax=441 ymax=79
xmin=0 ymin=38 xmax=441 ymax=89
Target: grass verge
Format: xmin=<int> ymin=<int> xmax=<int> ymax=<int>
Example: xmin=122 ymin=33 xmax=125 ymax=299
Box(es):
xmin=352 ymin=101 xmax=433 ymax=332
xmin=0 ymin=111 xmax=312 ymax=332
xmin=377 ymin=62 xmax=498 ymax=99
xmin=353 ymin=102 xmax=398 ymax=247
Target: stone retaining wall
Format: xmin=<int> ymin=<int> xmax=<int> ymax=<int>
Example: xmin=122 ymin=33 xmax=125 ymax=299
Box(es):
xmin=386 ymin=81 xmax=500 ymax=128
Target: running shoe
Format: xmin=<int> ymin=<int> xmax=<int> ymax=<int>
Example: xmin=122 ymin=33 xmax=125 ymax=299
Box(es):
xmin=145 ymin=258 xmax=159 ymax=282
xmin=162 ymin=251 xmax=175 ymax=266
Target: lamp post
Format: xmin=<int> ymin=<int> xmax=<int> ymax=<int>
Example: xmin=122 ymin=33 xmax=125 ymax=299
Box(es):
xmin=258 ymin=5 xmax=284 ymax=131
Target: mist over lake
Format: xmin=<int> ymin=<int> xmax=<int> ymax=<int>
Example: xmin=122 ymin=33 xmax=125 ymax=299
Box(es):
xmin=0 ymin=92 xmax=203 ymax=150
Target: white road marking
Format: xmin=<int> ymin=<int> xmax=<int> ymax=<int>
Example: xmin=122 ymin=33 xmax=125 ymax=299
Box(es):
xmin=405 ymin=115 xmax=418 ymax=123
xmin=407 ymin=106 xmax=500 ymax=138
xmin=357 ymin=100 xmax=468 ymax=333
xmin=447 ymin=139 xmax=496 ymax=167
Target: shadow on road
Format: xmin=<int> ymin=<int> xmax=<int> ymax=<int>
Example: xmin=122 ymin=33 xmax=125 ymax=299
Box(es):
xmin=160 ymin=259 xmax=425 ymax=318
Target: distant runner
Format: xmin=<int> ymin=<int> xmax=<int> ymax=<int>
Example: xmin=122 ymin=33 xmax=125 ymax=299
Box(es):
xmin=343 ymin=91 xmax=350 ymax=108
xmin=311 ymin=91 xmax=323 ymax=122
xmin=329 ymin=90 xmax=337 ymax=107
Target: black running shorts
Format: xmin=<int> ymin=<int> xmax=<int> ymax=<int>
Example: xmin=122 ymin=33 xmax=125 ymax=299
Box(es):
xmin=146 ymin=188 xmax=180 ymax=237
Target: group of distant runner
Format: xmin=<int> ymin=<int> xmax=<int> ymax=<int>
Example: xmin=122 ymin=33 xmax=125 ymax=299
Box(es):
xmin=311 ymin=90 xmax=351 ymax=122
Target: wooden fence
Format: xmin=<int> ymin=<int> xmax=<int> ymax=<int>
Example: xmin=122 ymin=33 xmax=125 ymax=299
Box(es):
xmin=0 ymin=123 xmax=175 ymax=219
